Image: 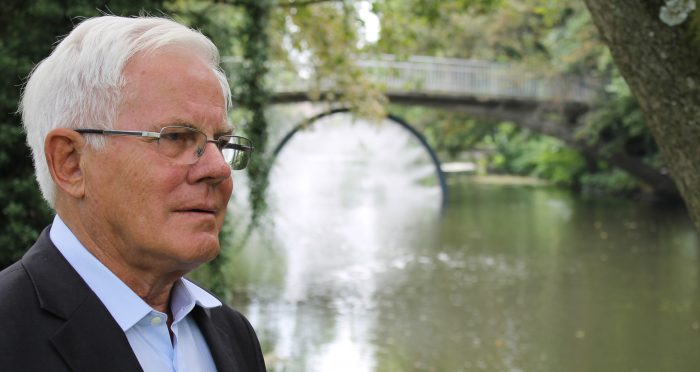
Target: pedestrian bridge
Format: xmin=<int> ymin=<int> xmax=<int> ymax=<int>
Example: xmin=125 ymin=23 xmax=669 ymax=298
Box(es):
xmin=224 ymin=54 xmax=601 ymax=106
xmin=226 ymin=55 xmax=667 ymax=206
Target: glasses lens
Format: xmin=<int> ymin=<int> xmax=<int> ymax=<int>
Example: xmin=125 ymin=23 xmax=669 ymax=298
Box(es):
xmin=220 ymin=136 xmax=252 ymax=170
xmin=158 ymin=127 xmax=206 ymax=164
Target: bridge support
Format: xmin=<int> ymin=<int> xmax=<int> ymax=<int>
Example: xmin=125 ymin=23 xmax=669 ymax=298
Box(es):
xmin=272 ymin=108 xmax=449 ymax=207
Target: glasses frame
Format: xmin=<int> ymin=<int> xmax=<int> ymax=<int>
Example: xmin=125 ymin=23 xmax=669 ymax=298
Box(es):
xmin=74 ymin=126 xmax=254 ymax=170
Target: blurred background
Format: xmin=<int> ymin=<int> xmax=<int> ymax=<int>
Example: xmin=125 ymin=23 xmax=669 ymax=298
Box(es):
xmin=2 ymin=1 xmax=700 ymax=371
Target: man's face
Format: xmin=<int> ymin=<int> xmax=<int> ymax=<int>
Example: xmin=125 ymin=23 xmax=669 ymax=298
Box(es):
xmin=82 ymin=48 xmax=233 ymax=274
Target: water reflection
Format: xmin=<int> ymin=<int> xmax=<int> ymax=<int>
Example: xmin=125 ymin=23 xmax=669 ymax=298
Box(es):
xmin=227 ymin=115 xmax=700 ymax=372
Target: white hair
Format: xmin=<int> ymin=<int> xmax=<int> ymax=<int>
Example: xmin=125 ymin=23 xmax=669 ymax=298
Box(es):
xmin=20 ymin=16 xmax=232 ymax=207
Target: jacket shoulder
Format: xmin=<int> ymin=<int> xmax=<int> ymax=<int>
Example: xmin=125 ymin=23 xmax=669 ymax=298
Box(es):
xmin=0 ymin=260 xmax=37 ymax=312
xmin=0 ymin=259 xmax=61 ymax=365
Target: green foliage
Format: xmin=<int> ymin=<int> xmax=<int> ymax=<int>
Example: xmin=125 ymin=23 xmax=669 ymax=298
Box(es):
xmin=167 ymin=0 xmax=244 ymax=55
xmin=394 ymin=106 xmax=490 ymax=160
xmin=484 ymin=123 xmax=587 ymax=186
xmin=237 ymin=0 xmax=275 ymax=226
xmin=272 ymin=1 xmax=386 ymax=118
xmin=579 ymin=168 xmax=640 ymax=196
xmin=578 ymin=74 xmax=655 ymax=158
xmin=374 ymin=0 xmax=664 ymax=197
xmin=0 ymin=0 xmax=163 ymax=269
xmin=372 ymin=0 xmax=576 ymax=62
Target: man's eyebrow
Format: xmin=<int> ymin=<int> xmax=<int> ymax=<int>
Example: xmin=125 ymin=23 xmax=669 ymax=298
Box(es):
xmin=153 ymin=121 xmax=234 ymax=136
xmin=149 ymin=121 xmax=196 ymax=132
xmin=166 ymin=121 xmax=197 ymax=129
xmin=215 ymin=126 xmax=235 ymax=137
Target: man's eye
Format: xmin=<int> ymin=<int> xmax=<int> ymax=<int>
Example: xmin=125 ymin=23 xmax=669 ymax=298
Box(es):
xmin=162 ymin=132 xmax=183 ymax=141
xmin=162 ymin=132 xmax=197 ymax=144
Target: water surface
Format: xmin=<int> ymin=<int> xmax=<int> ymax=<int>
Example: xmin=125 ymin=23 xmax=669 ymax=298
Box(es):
xmin=226 ymin=116 xmax=700 ymax=371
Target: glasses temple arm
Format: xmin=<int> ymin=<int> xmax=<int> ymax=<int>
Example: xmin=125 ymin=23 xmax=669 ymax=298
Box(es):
xmin=74 ymin=129 xmax=160 ymax=138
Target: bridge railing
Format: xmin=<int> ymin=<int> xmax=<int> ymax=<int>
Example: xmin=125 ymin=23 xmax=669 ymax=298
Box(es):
xmin=224 ymin=54 xmax=602 ymax=104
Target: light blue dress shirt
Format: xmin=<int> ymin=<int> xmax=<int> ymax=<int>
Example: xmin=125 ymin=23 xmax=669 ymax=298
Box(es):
xmin=50 ymin=215 xmax=221 ymax=372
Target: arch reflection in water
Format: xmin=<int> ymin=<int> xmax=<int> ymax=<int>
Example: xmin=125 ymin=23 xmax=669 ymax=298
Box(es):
xmin=243 ymin=114 xmax=443 ymax=371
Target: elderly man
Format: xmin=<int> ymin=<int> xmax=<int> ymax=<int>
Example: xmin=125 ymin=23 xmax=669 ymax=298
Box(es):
xmin=0 ymin=16 xmax=266 ymax=371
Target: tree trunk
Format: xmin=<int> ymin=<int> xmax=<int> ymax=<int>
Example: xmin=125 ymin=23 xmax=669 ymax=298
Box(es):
xmin=583 ymin=0 xmax=700 ymax=228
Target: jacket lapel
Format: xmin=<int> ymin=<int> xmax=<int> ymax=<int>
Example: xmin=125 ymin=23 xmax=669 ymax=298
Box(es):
xmin=49 ymin=294 xmax=144 ymax=372
xmin=22 ymin=228 xmax=143 ymax=372
xmin=193 ymin=306 xmax=243 ymax=372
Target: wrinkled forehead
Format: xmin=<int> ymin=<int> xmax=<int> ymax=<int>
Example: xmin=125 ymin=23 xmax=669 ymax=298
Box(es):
xmin=117 ymin=48 xmax=230 ymax=133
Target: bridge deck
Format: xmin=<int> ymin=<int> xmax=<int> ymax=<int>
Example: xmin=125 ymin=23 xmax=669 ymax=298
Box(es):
xmin=225 ymin=54 xmax=602 ymax=105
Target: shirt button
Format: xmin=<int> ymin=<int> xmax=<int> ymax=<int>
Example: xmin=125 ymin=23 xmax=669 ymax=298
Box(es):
xmin=150 ymin=316 xmax=163 ymax=326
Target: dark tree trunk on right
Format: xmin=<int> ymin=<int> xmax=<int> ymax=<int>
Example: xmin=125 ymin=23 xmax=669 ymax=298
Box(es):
xmin=583 ymin=0 xmax=700 ymax=228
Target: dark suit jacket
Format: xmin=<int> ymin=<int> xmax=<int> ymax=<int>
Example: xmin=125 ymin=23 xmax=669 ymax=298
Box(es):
xmin=0 ymin=227 xmax=266 ymax=371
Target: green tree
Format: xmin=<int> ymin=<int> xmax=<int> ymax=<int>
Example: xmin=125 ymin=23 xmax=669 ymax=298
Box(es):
xmin=371 ymin=0 xmax=677 ymax=198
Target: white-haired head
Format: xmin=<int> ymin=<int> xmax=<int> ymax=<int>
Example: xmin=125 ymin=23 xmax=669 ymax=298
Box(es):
xmin=20 ymin=16 xmax=232 ymax=208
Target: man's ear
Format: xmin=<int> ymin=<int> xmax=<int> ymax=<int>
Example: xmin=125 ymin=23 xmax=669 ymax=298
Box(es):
xmin=45 ymin=128 xmax=86 ymax=199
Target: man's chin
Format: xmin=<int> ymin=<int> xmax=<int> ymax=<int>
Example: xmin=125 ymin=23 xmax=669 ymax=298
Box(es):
xmin=167 ymin=234 xmax=221 ymax=265
xmin=173 ymin=212 xmax=221 ymax=230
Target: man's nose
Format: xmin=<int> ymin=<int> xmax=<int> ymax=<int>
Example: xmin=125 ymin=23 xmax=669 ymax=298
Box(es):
xmin=189 ymin=142 xmax=232 ymax=184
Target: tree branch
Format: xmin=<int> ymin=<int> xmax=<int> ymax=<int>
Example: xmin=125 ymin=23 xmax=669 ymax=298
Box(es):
xmin=277 ymin=0 xmax=344 ymax=7
xmin=216 ymin=0 xmax=343 ymax=7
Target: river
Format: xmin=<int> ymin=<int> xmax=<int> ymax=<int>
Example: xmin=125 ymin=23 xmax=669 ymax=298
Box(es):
xmin=223 ymin=117 xmax=700 ymax=372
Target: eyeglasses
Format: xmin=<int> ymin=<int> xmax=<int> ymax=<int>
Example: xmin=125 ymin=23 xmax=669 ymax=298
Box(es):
xmin=74 ymin=126 xmax=254 ymax=170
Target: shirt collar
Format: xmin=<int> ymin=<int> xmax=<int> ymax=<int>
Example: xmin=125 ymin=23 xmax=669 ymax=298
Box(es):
xmin=49 ymin=215 xmax=221 ymax=331
xmin=171 ymin=279 xmax=222 ymax=323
